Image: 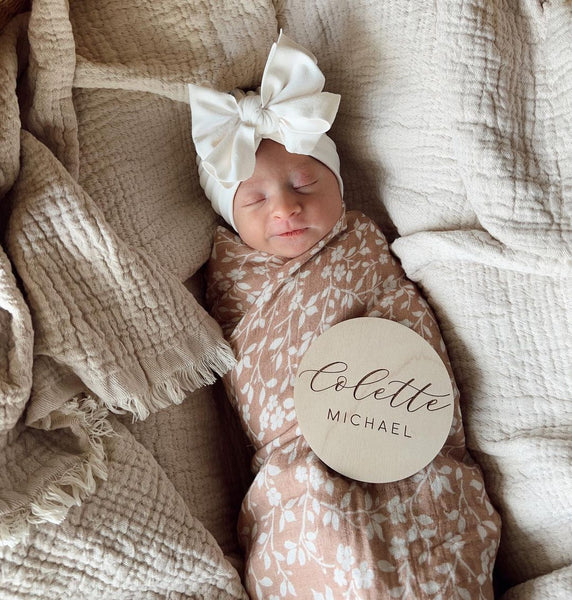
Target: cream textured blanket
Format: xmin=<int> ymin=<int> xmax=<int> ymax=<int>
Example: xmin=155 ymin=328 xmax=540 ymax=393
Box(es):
xmin=1 ymin=0 xmax=571 ymax=599
xmin=275 ymin=3 xmax=572 ymax=598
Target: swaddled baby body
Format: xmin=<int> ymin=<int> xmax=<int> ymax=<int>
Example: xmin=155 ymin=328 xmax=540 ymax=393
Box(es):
xmin=190 ymin=32 xmax=500 ymax=600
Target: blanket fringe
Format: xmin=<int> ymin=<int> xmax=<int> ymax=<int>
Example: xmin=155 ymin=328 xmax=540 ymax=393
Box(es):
xmin=1 ymin=340 xmax=235 ymax=545
xmin=0 ymin=395 xmax=112 ymax=547
xmin=108 ymin=339 xmax=236 ymax=421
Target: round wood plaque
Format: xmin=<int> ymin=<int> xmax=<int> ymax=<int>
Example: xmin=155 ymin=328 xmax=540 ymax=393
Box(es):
xmin=294 ymin=318 xmax=454 ymax=483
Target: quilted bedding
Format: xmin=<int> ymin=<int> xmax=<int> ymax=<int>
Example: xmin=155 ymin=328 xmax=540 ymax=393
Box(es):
xmin=0 ymin=1 xmax=570 ymax=599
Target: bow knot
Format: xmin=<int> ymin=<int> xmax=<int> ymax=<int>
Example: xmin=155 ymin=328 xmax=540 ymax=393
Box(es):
xmin=188 ymin=32 xmax=340 ymax=184
xmin=237 ymin=92 xmax=279 ymax=135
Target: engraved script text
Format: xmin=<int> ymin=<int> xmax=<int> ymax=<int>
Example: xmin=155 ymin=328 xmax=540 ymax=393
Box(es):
xmin=299 ymin=361 xmax=451 ymax=413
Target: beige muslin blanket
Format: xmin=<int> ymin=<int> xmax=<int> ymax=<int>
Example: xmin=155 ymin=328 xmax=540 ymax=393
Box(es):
xmin=207 ymin=210 xmax=501 ymax=599
xmin=0 ymin=2 xmax=254 ymax=597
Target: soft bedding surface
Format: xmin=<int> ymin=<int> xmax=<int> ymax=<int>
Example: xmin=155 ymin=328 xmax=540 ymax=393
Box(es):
xmin=0 ymin=1 xmax=570 ymax=599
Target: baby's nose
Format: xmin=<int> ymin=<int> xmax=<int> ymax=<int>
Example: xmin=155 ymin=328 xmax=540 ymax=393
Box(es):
xmin=272 ymin=190 xmax=302 ymax=219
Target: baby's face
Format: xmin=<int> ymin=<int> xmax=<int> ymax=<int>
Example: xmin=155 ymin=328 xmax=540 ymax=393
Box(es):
xmin=233 ymin=139 xmax=343 ymax=258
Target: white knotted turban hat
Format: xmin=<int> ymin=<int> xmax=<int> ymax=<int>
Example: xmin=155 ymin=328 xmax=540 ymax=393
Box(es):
xmin=187 ymin=31 xmax=343 ymax=229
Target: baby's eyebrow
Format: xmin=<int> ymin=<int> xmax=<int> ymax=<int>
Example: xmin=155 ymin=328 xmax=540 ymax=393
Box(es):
xmin=293 ymin=155 xmax=317 ymax=168
xmin=236 ymin=176 xmax=267 ymax=192
xmin=291 ymin=164 xmax=318 ymax=181
xmin=293 ymin=155 xmax=323 ymax=175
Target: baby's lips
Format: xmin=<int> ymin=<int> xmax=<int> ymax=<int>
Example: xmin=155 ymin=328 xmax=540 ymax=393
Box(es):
xmin=273 ymin=224 xmax=309 ymax=236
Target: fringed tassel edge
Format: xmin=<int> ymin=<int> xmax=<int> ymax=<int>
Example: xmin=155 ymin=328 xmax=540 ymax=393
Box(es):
xmin=0 ymin=395 xmax=112 ymax=547
xmin=106 ymin=337 xmax=237 ymax=421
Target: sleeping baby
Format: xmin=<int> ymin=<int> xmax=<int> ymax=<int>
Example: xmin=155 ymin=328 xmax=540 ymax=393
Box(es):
xmin=189 ymin=32 xmax=500 ymax=600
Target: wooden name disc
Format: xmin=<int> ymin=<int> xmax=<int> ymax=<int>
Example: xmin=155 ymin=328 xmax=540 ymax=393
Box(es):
xmin=294 ymin=318 xmax=454 ymax=483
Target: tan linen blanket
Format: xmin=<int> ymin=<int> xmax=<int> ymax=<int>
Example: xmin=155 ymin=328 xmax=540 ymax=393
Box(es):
xmin=207 ymin=210 xmax=501 ymax=600
xmin=0 ymin=0 xmax=280 ymax=596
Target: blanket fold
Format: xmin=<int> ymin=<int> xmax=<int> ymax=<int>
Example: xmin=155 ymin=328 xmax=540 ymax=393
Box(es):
xmin=1 ymin=0 xmax=285 ymax=595
xmin=1 ymin=126 xmax=235 ymax=543
xmin=1 ymin=418 xmax=249 ymax=599
xmin=0 ymin=0 xmax=235 ymax=549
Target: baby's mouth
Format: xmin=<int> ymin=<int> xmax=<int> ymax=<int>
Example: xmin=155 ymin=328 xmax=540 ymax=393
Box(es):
xmin=277 ymin=227 xmax=308 ymax=238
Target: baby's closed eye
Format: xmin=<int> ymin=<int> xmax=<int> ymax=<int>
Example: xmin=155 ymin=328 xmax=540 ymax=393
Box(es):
xmin=293 ymin=176 xmax=318 ymax=191
xmin=295 ymin=185 xmax=316 ymax=195
xmin=237 ymin=193 xmax=265 ymax=207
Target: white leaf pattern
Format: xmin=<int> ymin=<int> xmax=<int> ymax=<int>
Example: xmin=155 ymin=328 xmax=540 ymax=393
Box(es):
xmin=206 ymin=211 xmax=500 ymax=599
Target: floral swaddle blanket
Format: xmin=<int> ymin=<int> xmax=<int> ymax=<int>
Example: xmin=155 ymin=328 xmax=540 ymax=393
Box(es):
xmin=206 ymin=210 xmax=500 ymax=600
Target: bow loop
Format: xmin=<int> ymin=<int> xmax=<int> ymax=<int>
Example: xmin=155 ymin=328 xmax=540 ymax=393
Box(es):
xmin=188 ymin=31 xmax=340 ymax=184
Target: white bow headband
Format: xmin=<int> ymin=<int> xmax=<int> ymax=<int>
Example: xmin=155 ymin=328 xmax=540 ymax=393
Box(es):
xmin=188 ymin=31 xmax=343 ymax=228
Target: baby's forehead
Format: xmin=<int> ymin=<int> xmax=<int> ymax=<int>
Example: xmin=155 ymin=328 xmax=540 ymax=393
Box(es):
xmin=246 ymin=145 xmax=320 ymax=181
